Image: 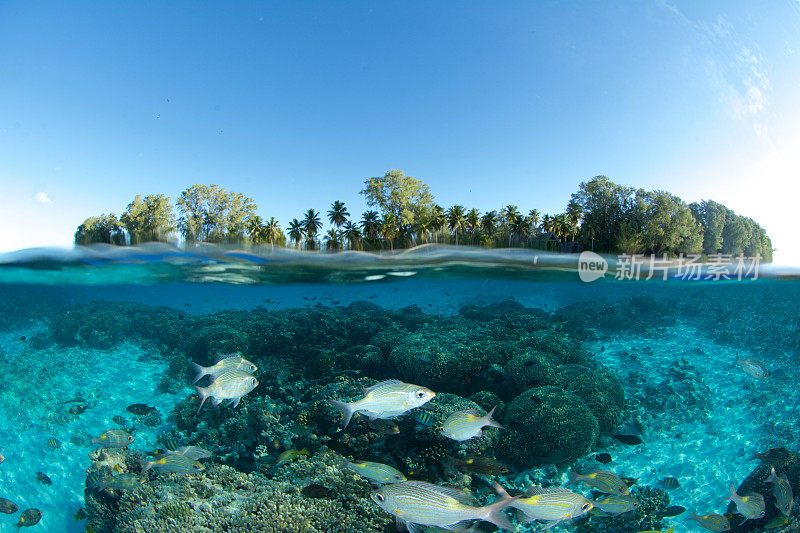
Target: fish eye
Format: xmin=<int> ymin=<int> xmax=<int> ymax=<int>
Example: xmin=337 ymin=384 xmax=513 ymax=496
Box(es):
xmin=416 ymin=390 xmax=425 ymax=398
xmin=374 ymin=493 xmax=384 ymax=502
xmin=394 ymin=474 xmax=403 ymax=479
xmin=250 ymin=365 xmax=256 ymax=372
xmin=582 ymin=504 xmax=590 ymax=510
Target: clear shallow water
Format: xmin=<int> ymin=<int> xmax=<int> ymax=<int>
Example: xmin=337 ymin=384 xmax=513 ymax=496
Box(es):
xmin=0 ymin=245 xmax=798 ymax=533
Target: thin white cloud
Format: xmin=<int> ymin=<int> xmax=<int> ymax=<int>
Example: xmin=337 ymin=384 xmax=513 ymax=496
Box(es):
xmin=34 ymin=192 xmax=52 ymax=204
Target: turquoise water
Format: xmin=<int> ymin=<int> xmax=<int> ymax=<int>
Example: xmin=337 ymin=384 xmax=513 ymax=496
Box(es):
xmin=1 ymin=245 xmax=799 ymax=532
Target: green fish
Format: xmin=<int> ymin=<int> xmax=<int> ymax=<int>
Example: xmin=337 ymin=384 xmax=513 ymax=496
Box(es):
xmin=441 ymin=407 xmax=503 ymax=442
xmin=112 ymin=416 xmax=127 ymax=426
xmin=46 ymin=438 xmax=62 ymax=449
xmin=330 ymin=379 xmax=435 ymax=429
xmin=340 ymin=458 xmax=406 ymax=484
xmin=277 ymin=448 xmax=309 ymax=465
xmin=96 ymin=473 xmax=145 ymax=491
xmin=567 ymin=470 xmax=629 ymax=495
xmin=591 ymin=494 xmax=640 ymax=515
xmin=15 ymin=509 xmax=42 ymax=529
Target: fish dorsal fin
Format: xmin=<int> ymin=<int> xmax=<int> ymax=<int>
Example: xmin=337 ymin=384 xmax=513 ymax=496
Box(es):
xmin=525 ymin=485 xmax=572 ymax=497
xmin=405 ymin=481 xmax=474 ymax=505
xmin=363 ymin=379 xmax=402 ymax=394
xmin=215 ymin=352 xmax=243 ymax=363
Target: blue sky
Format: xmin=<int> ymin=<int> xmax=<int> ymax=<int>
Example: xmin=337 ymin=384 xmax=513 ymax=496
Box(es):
xmin=1 ymin=1 xmax=799 ymax=263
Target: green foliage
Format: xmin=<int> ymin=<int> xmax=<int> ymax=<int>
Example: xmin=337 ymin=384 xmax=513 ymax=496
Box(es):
xmin=360 ymin=169 xmax=435 ymax=232
xmin=176 ymin=184 xmax=257 ymax=243
xmin=120 ymin=194 xmax=175 ymax=244
xmin=74 ymin=213 xmax=126 ymax=245
xmin=690 ymin=199 xmax=773 ymax=261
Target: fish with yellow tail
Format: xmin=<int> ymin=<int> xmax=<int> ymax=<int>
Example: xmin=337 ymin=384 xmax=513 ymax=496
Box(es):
xmin=495 ymin=482 xmax=592 ymax=529
xmin=687 ymin=511 xmax=731 ymax=531
xmin=370 ymin=480 xmax=519 ymax=532
xmin=441 ymin=406 xmax=503 ymax=442
xmin=195 ymin=369 xmax=258 ymax=413
xmin=765 ymin=466 xmax=793 ymax=516
xmin=191 ymin=353 xmax=258 ymax=384
xmin=141 ymin=454 xmax=204 ymax=475
xmin=567 ymin=469 xmax=629 ymax=495
xmin=339 ymin=457 xmax=406 ymax=484
xmin=719 ymin=483 xmax=765 ymax=522
xmin=330 ymin=379 xmax=435 ymax=429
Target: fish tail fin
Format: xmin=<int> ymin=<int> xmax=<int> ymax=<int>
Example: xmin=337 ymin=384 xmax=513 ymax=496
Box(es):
xmin=766 ymin=466 xmax=777 ymax=483
xmin=139 ymin=458 xmax=154 ymax=472
xmin=479 ymin=489 xmax=519 ymax=531
xmin=484 ymin=405 xmax=504 ymax=429
xmin=195 ymin=386 xmax=209 ymax=414
xmin=567 ymin=470 xmax=581 ymax=485
xmin=330 ymin=400 xmax=355 ymax=429
xmin=190 ymin=362 xmax=207 ymax=385
xmin=719 ymin=483 xmax=737 ymax=502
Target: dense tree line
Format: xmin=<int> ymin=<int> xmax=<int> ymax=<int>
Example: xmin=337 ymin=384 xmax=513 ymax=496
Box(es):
xmin=74 ymin=171 xmax=773 ymax=261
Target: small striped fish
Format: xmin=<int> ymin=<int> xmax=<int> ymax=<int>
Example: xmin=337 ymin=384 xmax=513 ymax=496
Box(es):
xmin=441 ymin=406 xmax=503 ymax=442
xmin=330 ymin=379 xmax=435 ymax=429
xmin=142 ymin=454 xmax=204 ymax=474
xmin=766 ymin=467 xmax=793 ymax=516
xmin=592 ymin=494 xmax=640 ymax=515
xmin=340 ymin=458 xmax=406 ymax=484
xmin=736 ymin=357 xmax=768 ymax=379
xmin=498 ymin=484 xmax=592 ymax=529
xmin=659 ymin=476 xmax=679 ymax=490
xmin=161 ymin=437 xmax=181 ymax=451
xmin=195 ymin=369 xmax=259 ymax=413
xmin=412 ymin=410 xmax=437 ymax=427
xmin=169 ymin=446 xmax=212 ymax=461
xmin=567 ymin=470 xmax=629 ymax=495
xmin=91 ymin=429 xmax=133 ymax=448
xmin=720 ymin=483 xmax=764 ymax=519
xmin=687 ymin=512 xmax=731 ymax=531
xmin=46 ymin=438 xmax=62 ymax=449
xmin=95 ymin=473 xmax=144 ymax=491
xmin=191 ymin=353 xmax=258 ymax=384
xmin=112 ymin=416 xmax=127 ymax=426
xmin=371 ymin=480 xmax=517 ymax=531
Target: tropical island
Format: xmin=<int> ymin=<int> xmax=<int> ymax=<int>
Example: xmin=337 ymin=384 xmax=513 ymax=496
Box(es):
xmin=75 ymin=171 xmax=774 ymax=262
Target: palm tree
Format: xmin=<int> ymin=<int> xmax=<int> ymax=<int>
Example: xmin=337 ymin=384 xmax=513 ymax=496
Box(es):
xmin=343 ymin=221 xmax=362 ymax=250
xmin=509 ymin=214 xmax=531 ymax=247
xmin=303 ymin=209 xmax=322 ymax=250
xmin=360 ymin=211 xmax=381 ymax=249
xmin=446 ymin=205 xmax=466 ymax=245
xmin=381 ymin=214 xmax=398 ymax=250
xmin=328 ymin=201 xmax=349 ymax=230
xmin=414 ymin=212 xmax=432 ymax=244
xmin=264 ymin=217 xmax=280 ymax=251
xmin=287 ymin=218 xmax=304 ymax=249
xmin=323 ymin=228 xmax=341 ymax=250
xmin=481 ymin=211 xmax=497 ymax=245
xmin=466 ymin=208 xmax=480 ymax=244
xmin=527 ymin=209 xmax=541 ymax=238
xmin=247 ymin=215 xmax=265 ymax=245
xmin=431 ymin=205 xmax=446 ymax=243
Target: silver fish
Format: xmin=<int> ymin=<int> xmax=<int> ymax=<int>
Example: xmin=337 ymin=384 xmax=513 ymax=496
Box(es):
xmin=91 ymin=429 xmax=133 ymax=448
xmin=191 ymin=353 xmax=258 ymax=384
xmin=371 ymin=480 xmax=517 ymax=532
xmin=95 ymin=473 xmax=144 ymax=491
xmin=736 ymin=357 xmax=768 ymax=379
xmin=567 ymin=470 xmax=629 ymax=495
xmin=441 ymin=406 xmax=503 ymax=442
xmin=591 ymin=494 xmax=640 ymax=515
xmin=195 ymin=369 xmax=259 ymax=413
xmin=340 ymin=458 xmax=406 ymax=484
xmin=720 ymin=483 xmax=764 ymax=519
xmin=330 ymin=379 xmax=435 ymax=429
xmin=142 ymin=454 xmax=204 ymax=474
xmin=766 ymin=467 xmax=793 ymax=516
xmin=169 ymin=445 xmax=212 ymax=461
xmin=497 ymin=484 xmax=592 ymax=529
xmin=687 ymin=512 xmax=731 ymax=531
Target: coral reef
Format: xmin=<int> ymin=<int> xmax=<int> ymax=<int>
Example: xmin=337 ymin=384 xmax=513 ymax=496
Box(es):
xmin=576 ymin=486 xmax=669 ymax=533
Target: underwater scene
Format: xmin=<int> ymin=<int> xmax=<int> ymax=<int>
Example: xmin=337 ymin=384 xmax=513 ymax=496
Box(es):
xmin=1 ymin=247 xmax=799 ymax=533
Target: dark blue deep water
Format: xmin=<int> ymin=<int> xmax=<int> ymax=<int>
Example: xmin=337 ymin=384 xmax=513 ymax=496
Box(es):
xmin=1 ymin=245 xmax=799 ymax=533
